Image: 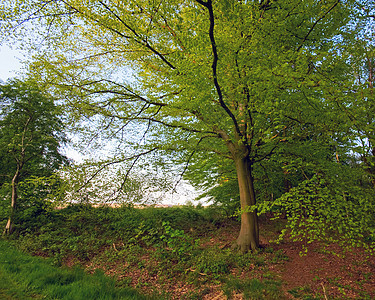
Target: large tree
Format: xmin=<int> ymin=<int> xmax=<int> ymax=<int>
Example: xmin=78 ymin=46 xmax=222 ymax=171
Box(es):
xmin=0 ymin=79 xmax=67 ymax=234
xmin=1 ymin=0 xmax=359 ymax=251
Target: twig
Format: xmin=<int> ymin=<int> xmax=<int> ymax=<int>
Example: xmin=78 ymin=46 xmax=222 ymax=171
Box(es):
xmin=186 ymin=268 xmax=207 ymax=276
xmin=321 ymin=283 xmax=328 ymax=300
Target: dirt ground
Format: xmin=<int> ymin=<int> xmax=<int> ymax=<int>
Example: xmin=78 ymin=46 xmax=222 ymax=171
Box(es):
xmin=198 ymin=221 xmax=375 ymax=299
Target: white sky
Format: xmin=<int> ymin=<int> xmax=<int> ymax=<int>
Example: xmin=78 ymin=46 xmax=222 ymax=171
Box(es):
xmin=0 ymin=45 xmax=25 ymax=81
xmin=0 ymin=45 xmax=203 ymax=205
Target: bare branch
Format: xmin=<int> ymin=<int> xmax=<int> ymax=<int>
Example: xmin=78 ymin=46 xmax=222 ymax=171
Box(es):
xmin=75 ymin=148 xmax=157 ymax=194
xmin=174 ymin=149 xmax=196 ymax=192
xmin=297 ymin=0 xmax=340 ymax=51
xmin=115 ymin=152 xmax=142 ymax=200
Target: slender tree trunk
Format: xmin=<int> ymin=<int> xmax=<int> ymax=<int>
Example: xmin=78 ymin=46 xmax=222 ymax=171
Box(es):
xmin=3 ymin=169 xmax=19 ymax=235
xmin=367 ymin=58 xmax=375 ymax=188
xmin=232 ymin=155 xmax=259 ymax=253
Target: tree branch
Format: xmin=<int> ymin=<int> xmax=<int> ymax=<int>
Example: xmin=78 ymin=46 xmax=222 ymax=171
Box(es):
xmin=75 ymin=148 xmax=157 ymax=194
xmin=135 ymin=117 xmax=217 ymax=135
xmin=196 ymin=0 xmax=243 ymax=139
xmin=97 ymin=0 xmax=176 ymax=70
xmin=297 ymin=0 xmax=340 ymax=51
xmin=253 ymin=143 xmax=279 ymax=163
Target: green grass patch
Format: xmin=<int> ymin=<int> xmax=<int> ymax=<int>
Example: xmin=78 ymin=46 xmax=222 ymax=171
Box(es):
xmin=223 ymin=277 xmax=282 ymax=299
xmin=0 ymin=240 xmax=153 ymax=299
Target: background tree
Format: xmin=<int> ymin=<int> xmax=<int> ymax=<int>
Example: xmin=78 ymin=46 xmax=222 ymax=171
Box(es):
xmin=343 ymin=7 xmax=375 ymax=187
xmin=0 ymin=0 xmax=363 ymax=251
xmin=0 ymin=79 xmax=68 ymax=234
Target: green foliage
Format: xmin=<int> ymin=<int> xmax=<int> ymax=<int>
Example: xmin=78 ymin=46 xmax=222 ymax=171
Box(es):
xmin=0 ymin=78 xmax=68 ymax=232
xmin=0 ymin=79 xmax=67 ymax=183
xmin=14 ymin=205 xmax=218 ymax=265
xmin=0 ymin=185 xmax=10 ymax=224
xmin=12 ymin=175 xmax=65 ymax=230
xmin=259 ymin=166 xmax=375 ymax=252
xmin=159 ymin=221 xmax=197 ymax=260
xmin=192 ymin=249 xmax=234 ymax=278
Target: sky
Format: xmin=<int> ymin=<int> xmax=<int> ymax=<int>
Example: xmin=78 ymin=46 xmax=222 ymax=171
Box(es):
xmin=0 ymin=44 xmax=201 ymax=205
xmin=0 ymin=45 xmax=24 ymax=82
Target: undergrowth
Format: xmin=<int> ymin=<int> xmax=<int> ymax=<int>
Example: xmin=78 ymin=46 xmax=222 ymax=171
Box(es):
xmin=3 ymin=204 xmax=289 ymax=299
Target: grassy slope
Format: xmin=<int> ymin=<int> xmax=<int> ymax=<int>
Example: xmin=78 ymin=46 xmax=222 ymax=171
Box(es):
xmin=0 ymin=240 xmax=151 ymax=300
xmin=3 ymin=205 xmax=285 ymax=299
xmin=1 ymin=204 xmax=373 ymax=299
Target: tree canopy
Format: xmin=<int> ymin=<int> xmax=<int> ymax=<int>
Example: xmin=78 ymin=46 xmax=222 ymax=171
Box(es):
xmin=1 ymin=0 xmax=374 ymax=251
xmin=0 ymin=79 xmax=68 ymax=234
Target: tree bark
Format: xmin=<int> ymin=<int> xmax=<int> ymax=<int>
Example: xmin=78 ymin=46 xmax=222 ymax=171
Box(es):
xmin=232 ymin=155 xmax=259 ymax=253
xmin=3 ymin=168 xmax=19 ymax=235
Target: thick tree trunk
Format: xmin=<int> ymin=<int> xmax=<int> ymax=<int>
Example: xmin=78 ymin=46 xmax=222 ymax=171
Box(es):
xmin=3 ymin=169 xmax=19 ymax=235
xmin=232 ymin=155 xmax=259 ymax=253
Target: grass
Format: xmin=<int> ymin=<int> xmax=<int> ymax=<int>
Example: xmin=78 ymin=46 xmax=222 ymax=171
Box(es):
xmin=0 ymin=239 xmax=153 ymax=299
xmin=223 ymin=277 xmax=282 ymax=299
